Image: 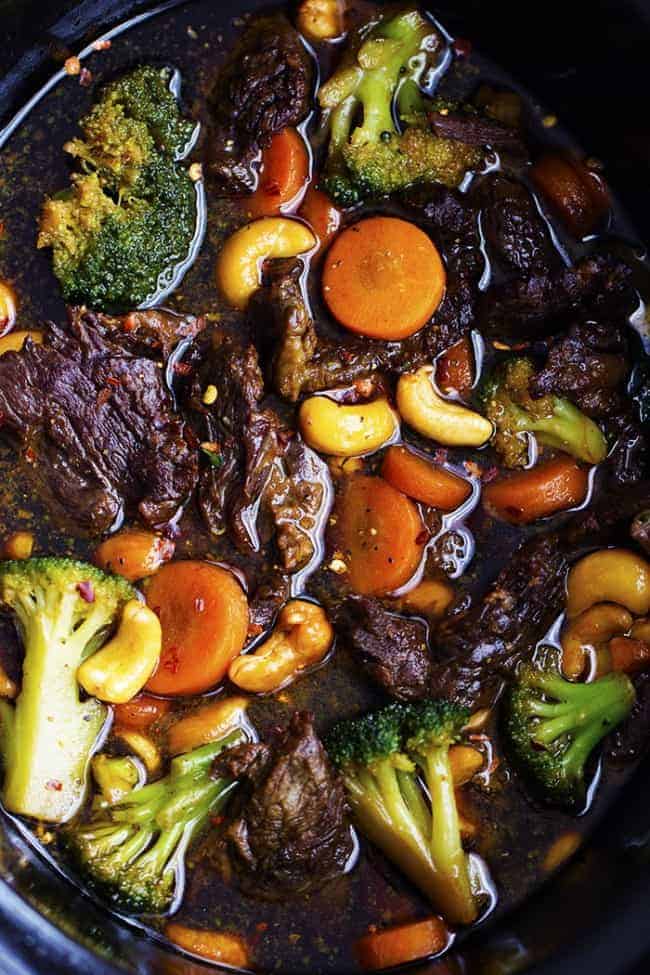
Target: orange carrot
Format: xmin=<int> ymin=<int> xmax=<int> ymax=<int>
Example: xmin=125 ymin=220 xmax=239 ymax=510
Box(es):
xmin=322 ymin=216 xmax=446 ymax=340
xmin=113 ymin=694 xmax=171 ymax=731
xmin=145 ymin=561 xmax=249 ymax=696
xmin=355 ymin=918 xmax=449 ymax=971
xmin=609 ymin=636 xmax=650 ymax=675
xmin=483 ymin=455 xmax=588 ymax=524
xmin=332 ymin=474 xmax=425 ymax=596
xmin=164 ymin=923 xmax=250 ymax=968
xmin=381 ymin=445 xmax=472 ymax=512
xmin=94 ymin=530 xmax=175 ymax=582
xmin=298 ymin=185 xmax=341 ymax=253
xmin=531 ymin=153 xmax=610 ymax=238
xmin=436 ymin=337 xmax=474 ymax=395
xmin=248 ymin=128 xmax=310 ymax=217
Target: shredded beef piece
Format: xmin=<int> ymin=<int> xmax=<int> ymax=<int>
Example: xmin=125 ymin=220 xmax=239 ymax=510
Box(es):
xmin=247 ymin=570 xmax=290 ymax=634
xmin=208 ymin=15 xmax=313 ymax=194
xmin=213 ymin=711 xmax=352 ymax=898
xmin=565 ymin=480 xmax=650 ymax=549
xmin=429 ymin=111 xmax=526 ymax=153
xmin=0 ymin=316 xmax=198 ymax=534
xmin=477 ymin=175 xmax=558 ymax=277
xmin=70 ymin=306 xmax=205 ymax=360
xmin=631 ymin=510 xmax=650 ymax=555
xmin=430 ymin=534 xmax=568 ymax=708
xmin=340 ymin=597 xmax=432 ymax=702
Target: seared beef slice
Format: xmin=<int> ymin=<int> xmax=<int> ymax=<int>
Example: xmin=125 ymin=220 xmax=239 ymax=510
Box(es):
xmin=0 ymin=315 xmax=198 ymax=534
xmin=213 ymin=711 xmax=352 ymax=898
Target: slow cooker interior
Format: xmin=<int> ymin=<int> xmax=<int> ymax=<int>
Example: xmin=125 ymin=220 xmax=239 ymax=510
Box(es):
xmin=0 ymin=1 xmax=649 ymax=973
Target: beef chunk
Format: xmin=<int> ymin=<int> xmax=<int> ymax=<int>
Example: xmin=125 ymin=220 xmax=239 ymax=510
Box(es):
xmin=477 ymin=175 xmax=557 ymax=277
xmin=431 ymin=534 xmax=568 ymax=708
xmin=208 ymin=15 xmax=313 ymax=194
xmin=0 ymin=315 xmax=198 ymax=534
xmin=71 ymin=306 xmax=205 ymax=361
xmin=247 ymin=570 xmax=290 ymax=635
xmin=429 ymin=111 xmax=525 ymax=153
xmin=213 ymin=711 xmax=352 ymax=898
xmin=340 ymin=597 xmax=432 ymax=701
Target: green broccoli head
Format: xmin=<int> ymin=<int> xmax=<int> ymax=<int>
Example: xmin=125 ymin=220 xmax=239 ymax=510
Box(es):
xmin=38 ymin=65 xmax=201 ymax=312
xmin=64 ymin=734 xmax=242 ymax=915
xmin=480 ymin=357 xmax=608 ymax=468
xmin=327 ymin=701 xmax=479 ymax=925
xmin=318 ymin=8 xmax=481 ymax=205
xmin=0 ymin=557 xmax=135 ymax=823
xmin=504 ymin=663 xmax=635 ymax=808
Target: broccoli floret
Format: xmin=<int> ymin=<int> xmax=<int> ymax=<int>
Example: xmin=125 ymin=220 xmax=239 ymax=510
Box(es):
xmin=481 ymin=357 xmax=608 ymax=468
xmin=317 ymin=9 xmax=481 ymax=205
xmin=38 ymin=65 xmax=201 ymax=312
xmin=0 ymin=558 xmax=134 ymax=823
xmin=91 ymin=754 xmax=141 ymax=807
xmin=504 ymin=663 xmax=635 ymax=808
xmin=326 ymin=700 xmax=479 ymax=925
xmin=64 ymin=732 xmax=242 ymax=915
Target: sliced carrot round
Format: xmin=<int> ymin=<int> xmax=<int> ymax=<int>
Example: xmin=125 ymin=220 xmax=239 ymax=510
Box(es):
xmin=322 ymin=216 xmax=446 ymax=340
xmin=355 ymin=917 xmax=449 ymax=971
xmin=248 ymin=128 xmax=310 ymax=218
xmin=145 ymin=561 xmax=249 ymax=696
xmin=381 ymin=445 xmax=472 ymax=512
xmin=298 ymin=185 xmax=341 ymax=253
xmin=483 ymin=455 xmax=588 ymax=525
xmin=332 ymin=474 xmax=425 ymax=596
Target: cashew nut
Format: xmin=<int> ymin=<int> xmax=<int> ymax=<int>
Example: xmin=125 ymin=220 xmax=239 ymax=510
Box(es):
xmin=397 ymin=579 xmax=454 ymax=620
xmin=168 ymin=695 xmax=251 ymax=756
xmin=396 ymin=365 xmax=493 ymax=447
xmin=0 ymin=330 xmax=42 ymax=356
xmin=297 ymin=0 xmax=344 ymax=41
xmin=228 ymin=600 xmax=333 ymax=693
xmin=112 ymin=729 xmax=161 ymax=776
xmin=566 ymin=549 xmax=650 ymax=618
xmin=0 ymin=282 xmax=17 ymax=332
xmin=299 ymin=395 xmax=399 ymax=457
xmin=560 ymin=602 xmax=633 ymax=679
xmin=77 ymin=600 xmax=162 ymax=704
xmin=631 ymin=618 xmax=650 ymax=643
xmin=216 ymin=217 xmax=316 ymax=309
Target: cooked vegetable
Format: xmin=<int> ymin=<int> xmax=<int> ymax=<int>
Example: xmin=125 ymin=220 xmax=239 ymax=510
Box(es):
xmin=381 ymin=445 xmax=472 ymax=511
xmin=480 ymin=357 xmax=607 ymax=468
xmin=145 ymin=561 xmax=249 ymax=696
xmin=167 ymin=696 xmax=250 ymax=756
xmin=326 ymin=700 xmax=479 ymax=924
xmin=332 ymin=474 xmax=425 ymax=595
xmin=299 ymin=394 xmax=399 ymax=456
xmin=321 ymin=216 xmax=445 ymax=339
xmin=436 ymin=338 xmax=474 ymax=396
xmin=38 ymin=66 xmax=200 ymax=312
xmin=113 ymin=695 xmax=171 ymax=731
xmin=297 ymin=0 xmax=344 ymax=41
xmin=91 ymin=754 xmax=140 ymax=805
xmin=1 ymin=531 xmax=34 ymax=560
xmin=482 ymin=455 xmax=589 ymax=524
xmin=397 ymin=578 xmax=455 ymax=620
xmin=112 ymin=728 xmax=161 ymax=777
xmin=318 ymin=8 xmax=480 ymax=205
xmin=354 ymin=917 xmax=449 ymax=971
xmin=504 ymin=662 xmax=634 ymax=807
xmin=93 ymin=530 xmax=175 ymax=583
xmin=0 ymin=282 xmax=17 ymax=334
xmin=565 ymin=549 xmax=650 ymax=618
xmin=63 ymin=729 xmax=244 ymax=914
xmin=248 ymin=128 xmax=309 ymax=217
xmin=609 ymin=636 xmax=650 ymax=675
xmin=215 ymin=217 xmax=315 ymax=309
xmin=560 ymin=603 xmax=632 ymax=679
xmin=298 ymin=185 xmax=342 ymax=252
xmin=164 ymin=923 xmax=251 ymax=967
xmin=0 ymin=557 xmax=134 ymax=822
xmin=531 ymin=153 xmax=610 ymax=238
xmin=77 ymin=600 xmax=162 ymax=704
xmin=397 ymin=365 xmax=493 ymax=447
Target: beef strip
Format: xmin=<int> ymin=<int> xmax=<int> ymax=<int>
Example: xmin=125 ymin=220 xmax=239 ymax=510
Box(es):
xmin=429 ymin=111 xmax=526 ymax=153
xmin=212 ymin=711 xmax=352 ymax=898
xmin=70 ymin=306 xmax=205 ymax=361
xmin=476 ymin=174 xmax=558 ymax=277
xmin=339 ymin=597 xmax=432 ymax=701
xmin=0 ymin=315 xmax=198 ymax=534
xmin=208 ymin=15 xmax=313 ymax=194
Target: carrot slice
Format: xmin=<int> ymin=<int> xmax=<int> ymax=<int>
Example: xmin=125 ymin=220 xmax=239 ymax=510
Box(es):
xmin=436 ymin=337 xmax=474 ymax=395
xmin=113 ymin=694 xmax=171 ymax=731
xmin=531 ymin=153 xmax=610 ymax=237
xmin=145 ymin=561 xmax=249 ymax=696
xmin=483 ymin=455 xmax=588 ymax=525
xmin=355 ymin=918 xmax=449 ymax=971
xmin=248 ymin=128 xmax=310 ymax=217
xmin=332 ymin=474 xmax=425 ymax=596
xmin=322 ymin=216 xmax=446 ymax=340
xmin=298 ymin=185 xmax=341 ymax=253
xmin=381 ymin=445 xmax=472 ymax=512
xmin=609 ymin=636 xmax=650 ymax=675
xmin=165 ymin=923 xmax=250 ymax=968
xmin=94 ymin=530 xmax=175 ymax=582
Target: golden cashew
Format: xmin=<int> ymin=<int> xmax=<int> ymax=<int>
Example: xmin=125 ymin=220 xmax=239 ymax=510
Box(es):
xmin=566 ymin=549 xmax=650 ymax=618
xmin=168 ymin=695 xmax=250 ymax=756
xmin=228 ymin=600 xmax=333 ymax=693
xmin=299 ymin=395 xmax=399 ymax=457
xmin=560 ymin=602 xmax=633 ymax=679
xmin=631 ymin=619 xmax=650 ymax=643
xmin=397 ymin=579 xmax=455 ymax=620
xmin=396 ymin=365 xmax=493 ymax=447
xmin=297 ymin=0 xmax=344 ymax=41
xmin=77 ymin=600 xmax=162 ymax=704
xmin=112 ymin=729 xmax=161 ymax=776
xmin=0 ymin=282 xmax=17 ymax=332
xmin=216 ymin=217 xmax=315 ymax=309
xmin=0 ymin=330 xmax=42 ymax=355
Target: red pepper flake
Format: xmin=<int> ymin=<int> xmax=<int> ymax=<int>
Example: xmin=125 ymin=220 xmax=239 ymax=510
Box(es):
xmin=79 ymin=67 xmax=93 ymax=87
xmin=453 ymin=37 xmax=472 ymax=58
xmin=211 ymin=814 xmax=225 ymax=826
xmin=162 ymin=647 xmax=181 ymax=674
xmin=92 ymin=38 xmax=112 ymax=51
xmin=173 ymin=361 xmax=193 ymax=376
xmin=97 ymin=388 xmax=112 ymax=407
xmin=122 ymin=314 xmax=137 ymax=333
xmin=24 ymin=446 xmax=36 ymax=464
xmin=106 ymin=376 xmax=121 ymax=387
xmin=46 ymin=779 xmax=63 ymax=792
xmin=77 ymin=580 xmax=95 ymax=603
